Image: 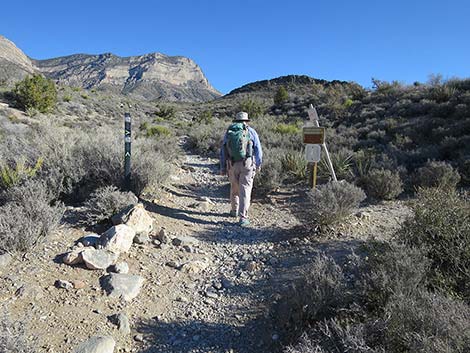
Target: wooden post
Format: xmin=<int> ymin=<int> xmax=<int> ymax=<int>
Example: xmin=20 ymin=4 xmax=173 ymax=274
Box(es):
xmin=313 ymin=162 xmax=318 ymax=188
xmin=124 ymin=112 xmax=131 ymax=190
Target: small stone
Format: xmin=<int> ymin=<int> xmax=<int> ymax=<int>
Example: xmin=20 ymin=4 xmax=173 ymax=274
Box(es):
xmin=165 ymin=261 xmax=180 ymax=269
xmin=212 ymin=281 xmax=223 ymax=291
xmin=221 ymin=278 xmax=234 ymax=289
xmin=109 ymin=262 xmax=129 ymax=274
xmin=55 ymin=279 xmax=73 ymax=290
xmin=109 ymin=313 xmax=131 ymax=335
xmin=172 ymin=235 xmax=199 ymax=247
xmin=100 ymin=273 xmax=144 ymax=301
xmin=152 ymin=239 xmax=161 ymax=246
xmin=82 ymin=249 xmax=118 ymax=270
xmin=181 ymin=260 xmax=208 ymax=274
xmin=63 ymin=250 xmax=84 ymax=266
xmin=205 ymin=290 xmax=218 ymax=299
xmin=80 ymin=234 xmax=101 ymax=247
xmin=74 ymin=335 xmax=115 ymax=353
xmin=72 ymin=280 xmax=87 ymax=289
xmin=156 ymin=228 xmax=170 ymax=244
xmin=134 ymin=334 xmax=144 ymax=342
xmin=133 ymin=232 xmax=150 ymax=245
xmin=0 ymin=252 xmax=12 ymax=269
xmin=272 ymin=333 xmax=279 ymax=341
xmin=100 ymin=224 xmax=136 ymax=254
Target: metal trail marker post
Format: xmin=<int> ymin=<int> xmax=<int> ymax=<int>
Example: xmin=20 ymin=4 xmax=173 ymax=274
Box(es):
xmin=124 ymin=112 xmax=132 ymax=190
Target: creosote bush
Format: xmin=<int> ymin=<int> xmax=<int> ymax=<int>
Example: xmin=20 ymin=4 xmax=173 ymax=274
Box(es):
xmin=360 ymin=168 xmax=403 ymax=200
xmin=413 ymin=160 xmax=461 ymax=189
xmin=82 ymin=186 xmax=138 ymax=225
xmin=13 ymin=74 xmax=57 ymax=113
xmin=308 ymin=181 xmax=366 ymax=226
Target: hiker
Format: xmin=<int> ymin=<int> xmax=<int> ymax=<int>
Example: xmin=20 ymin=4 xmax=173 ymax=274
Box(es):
xmin=220 ymin=111 xmax=263 ymax=226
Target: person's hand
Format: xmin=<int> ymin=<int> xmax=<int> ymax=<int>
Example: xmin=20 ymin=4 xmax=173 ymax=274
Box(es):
xmin=220 ymin=169 xmax=227 ymax=176
xmin=256 ymin=166 xmax=261 ymax=173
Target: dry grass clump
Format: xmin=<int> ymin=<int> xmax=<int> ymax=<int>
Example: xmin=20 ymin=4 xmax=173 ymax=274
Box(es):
xmin=0 ymin=308 xmax=34 ymax=353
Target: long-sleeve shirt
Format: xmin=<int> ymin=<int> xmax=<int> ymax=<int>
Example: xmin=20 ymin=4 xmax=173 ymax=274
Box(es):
xmin=220 ymin=125 xmax=263 ymax=172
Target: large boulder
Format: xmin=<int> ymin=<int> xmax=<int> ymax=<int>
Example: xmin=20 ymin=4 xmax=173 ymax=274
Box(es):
xmin=100 ymin=225 xmax=136 ymax=254
xmin=74 ymin=336 xmax=115 ymax=353
xmin=112 ymin=203 xmax=154 ymax=235
xmin=81 ymin=249 xmax=118 ymax=270
xmin=100 ymin=273 xmax=144 ymax=301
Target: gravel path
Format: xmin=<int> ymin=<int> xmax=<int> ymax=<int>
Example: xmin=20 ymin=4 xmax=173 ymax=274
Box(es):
xmin=0 ymin=153 xmax=411 ymax=353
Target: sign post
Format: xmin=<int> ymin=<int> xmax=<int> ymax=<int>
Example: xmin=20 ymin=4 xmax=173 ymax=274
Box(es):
xmin=124 ymin=112 xmax=131 ymax=190
xmin=306 ymin=104 xmax=337 ymax=182
xmin=305 ymin=144 xmax=321 ymax=188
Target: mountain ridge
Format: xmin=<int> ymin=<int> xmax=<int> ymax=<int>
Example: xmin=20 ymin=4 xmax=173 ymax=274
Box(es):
xmin=0 ymin=35 xmax=220 ymax=102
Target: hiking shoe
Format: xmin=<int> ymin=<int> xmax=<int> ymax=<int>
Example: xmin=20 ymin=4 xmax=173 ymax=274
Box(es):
xmin=229 ymin=210 xmax=238 ymax=218
xmin=239 ymin=218 xmax=250 ymax=227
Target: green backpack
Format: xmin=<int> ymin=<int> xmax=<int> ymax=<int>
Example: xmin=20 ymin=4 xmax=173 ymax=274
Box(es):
xmin=225 ymin=123 xmax=252 ymax=162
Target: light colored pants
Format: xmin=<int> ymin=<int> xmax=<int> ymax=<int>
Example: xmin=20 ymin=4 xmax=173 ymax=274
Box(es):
xmin=228 ymin=158 xmax=256 ymax=219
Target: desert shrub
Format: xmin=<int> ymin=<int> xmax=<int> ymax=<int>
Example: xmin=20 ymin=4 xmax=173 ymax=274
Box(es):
xmin=0 ymin=157 xmax=43 ymax=190
xmin=273 ymin=254 xmax=348 ymax=345
xmin=274 ymin=86 xmax=289 ymax=105
xmin=155 ymin=104 xmax=176 ymax=120
xmin=239 ymin=99 xmax=264 ymax=119
xmin=397 ymin=188 xmax=470 ymax=299
xmin=274 ymin=123 xmax=301 ymax=135
xmin=82 ymin=186 xmax=138 ymax=225
xmin=253 ymin=148 xmax=284 ymax=196
xmin=0 ymin=308 xmax=34 ymax=353
xmin=13 ymin=74 xmax=57 ymax=113
xmin=145 ymin=124 xmax=172 ymax=137
xmin=381 ymin=291 xmax=470 ymax=352
xmin=0 ymin=180 xmax=64 ymax=253
xmin=360 ymin=169 xmax=403 ymax=200
xmin=358 ymin=242 xmax=430 ymax=314
xmin=131 ymin=151 xmax=172 ymax=196
xmin=186 ymin=119 xmax=226 ymax=155
xmin=308 ymin=181 xmax=366 ymax=226
xmin=413 ymin=160 xmax=461 ymax=189
xmin=195 ymin=110 xmax=213 ymax=124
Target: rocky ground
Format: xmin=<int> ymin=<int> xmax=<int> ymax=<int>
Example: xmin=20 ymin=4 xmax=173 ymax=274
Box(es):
xmin=0 ymin=153 xmax=411 ymax=353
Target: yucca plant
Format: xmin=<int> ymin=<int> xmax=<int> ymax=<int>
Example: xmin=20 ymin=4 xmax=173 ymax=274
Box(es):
xmin=318 ymin=149 xmax=354 ymax=181
xmin=282 ymin=151 xmax=307 ymax=181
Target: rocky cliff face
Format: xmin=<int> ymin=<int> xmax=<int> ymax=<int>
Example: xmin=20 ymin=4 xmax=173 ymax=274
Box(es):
xmin=0 ymin=35 xmax=220 ymax=102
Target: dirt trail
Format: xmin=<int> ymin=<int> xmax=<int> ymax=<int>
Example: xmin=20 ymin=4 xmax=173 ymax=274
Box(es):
xmin=0 ymin=154 xmax=411 ymax=353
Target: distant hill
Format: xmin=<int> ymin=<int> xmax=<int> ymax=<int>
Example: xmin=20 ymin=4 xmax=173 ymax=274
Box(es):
xmin=0 ymin=35 xmax=221 ymax=102
xmin=227 ymin=75 xmax=354 ymax=96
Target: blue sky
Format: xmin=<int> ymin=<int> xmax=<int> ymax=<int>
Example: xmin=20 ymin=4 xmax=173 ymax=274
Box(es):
xmin=2 ymin=0 xmax=469 ymax=94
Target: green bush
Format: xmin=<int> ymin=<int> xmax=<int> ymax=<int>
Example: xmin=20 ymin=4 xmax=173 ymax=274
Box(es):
xmin=13 ymin=74 xmax=57 ymax=113
xmin=360 ymin=168 xmax=403 ymax=200
xmin=413 ymin=160 xmax=461 ymax=189
xmin=239 ymin=99 xmax=264 ymax=119
xmin=0 ymin=157 xmax=43 ymax=190
xmin=274 ymin=86 xmax=289 ymax=105
xmin=308 ymin=181 xmax=366 ymax=226
xmin=397 ymin=188 xmax=470 ymax=299
xmin=145 ymin=124 xmax=172 ymax=137
xmin=274 ymin=123 xmax=301 ymax=135
xmin=82 ymin=186 xmax=138 ymax=225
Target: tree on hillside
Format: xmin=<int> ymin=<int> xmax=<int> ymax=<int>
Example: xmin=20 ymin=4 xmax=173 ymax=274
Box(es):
xmin=13 ymin=74 xmax=57 ymax=113
xmin=274 ymin=85 xmax=289 ymax=105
